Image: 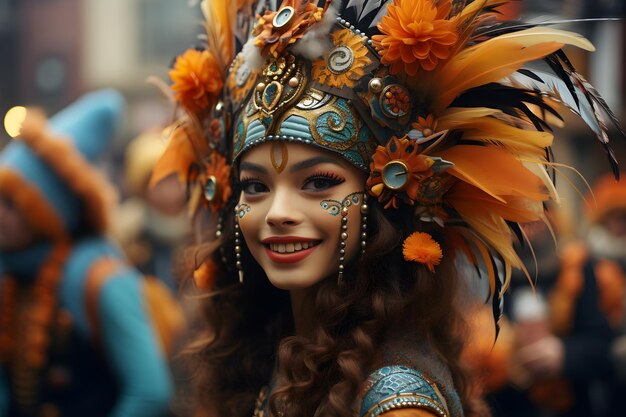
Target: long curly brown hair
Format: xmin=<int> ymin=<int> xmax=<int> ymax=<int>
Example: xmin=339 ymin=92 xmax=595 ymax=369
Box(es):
xmin=186 ymin=198 xmax=489 ymax=417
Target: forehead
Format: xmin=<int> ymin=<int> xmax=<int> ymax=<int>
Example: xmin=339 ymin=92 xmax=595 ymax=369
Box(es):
xmin=239 ymin=142 xmax=350 ymax=170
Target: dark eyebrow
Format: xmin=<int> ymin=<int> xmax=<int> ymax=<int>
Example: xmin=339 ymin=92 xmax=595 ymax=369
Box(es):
xmin=239 ymin=161 xmax=268 ymax=174
xmin=289 ymin=156 xmax=344 ymax=173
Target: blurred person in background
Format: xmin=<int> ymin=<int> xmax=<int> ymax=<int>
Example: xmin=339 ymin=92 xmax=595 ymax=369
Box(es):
xmin=112 ymin=127 xmax=190 ymax=290
xmin=0 ymin=90 xmax=183 ymax=417
xmin=582 ymin=173 xmax=626 ymax=415
xmin=486 ymin=185 xmax=625 ymax=417
xmin=469 ymin=205 xmax=569 ymax=417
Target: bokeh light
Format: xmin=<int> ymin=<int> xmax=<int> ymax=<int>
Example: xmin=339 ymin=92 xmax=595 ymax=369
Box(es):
xmin=4 ymin=106 xmax=27 ymax=138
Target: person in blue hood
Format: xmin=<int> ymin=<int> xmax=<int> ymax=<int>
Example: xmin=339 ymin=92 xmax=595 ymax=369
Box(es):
xmin=0 ymin=90 xmax=181 ymax=417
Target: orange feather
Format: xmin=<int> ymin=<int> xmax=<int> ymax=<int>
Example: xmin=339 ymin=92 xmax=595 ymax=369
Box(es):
xmin=202 ymin=0 xmax=236 ymax=76
xmin=433 ymin=40 xmax=564 ymax=111
xmin=149 ymin=122 xmax=206 ymax=188
xmin=437 ymin=145 xmax=548 ymax=203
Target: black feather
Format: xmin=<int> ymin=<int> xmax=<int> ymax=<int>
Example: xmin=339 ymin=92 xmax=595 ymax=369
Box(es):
xmin=452 ymin=83 xmax=561 ymax=133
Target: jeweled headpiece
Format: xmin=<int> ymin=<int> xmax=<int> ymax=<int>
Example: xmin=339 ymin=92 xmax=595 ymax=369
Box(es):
xmin=153 ymin=0 xmax=625 ymax=325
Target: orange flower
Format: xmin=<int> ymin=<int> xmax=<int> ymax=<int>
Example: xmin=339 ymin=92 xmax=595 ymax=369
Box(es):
xmin=203 ymin=151 xmax=232 ymax=213
xmin=311 ymin=29 xmax=372 ymax=88
xmin=402 ymin=232 xmax=443 ymax=272
xmin=169 ymin=49 xmax=223 ymax=114
xmin=366 ymin=136 xmax=436 ymax=209
xmin=253 ymin=0 xmax=325 ymax=58
xmin=412 ymin=114 xmax=438 ymax=138
xmin=373 ymin=0 xmax=458 ymax=75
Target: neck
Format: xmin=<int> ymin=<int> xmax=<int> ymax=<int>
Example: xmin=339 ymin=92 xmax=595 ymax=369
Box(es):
xmin=290 ymin=287 xmax=316 ymax=337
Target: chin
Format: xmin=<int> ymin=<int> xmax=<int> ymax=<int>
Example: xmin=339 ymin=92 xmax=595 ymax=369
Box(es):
xmin=263 ymin=268 xmax=329 ymax=291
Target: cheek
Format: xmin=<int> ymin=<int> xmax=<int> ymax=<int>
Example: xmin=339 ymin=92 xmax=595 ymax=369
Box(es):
xmin=236 ymin=198 xmax=269 ymax=246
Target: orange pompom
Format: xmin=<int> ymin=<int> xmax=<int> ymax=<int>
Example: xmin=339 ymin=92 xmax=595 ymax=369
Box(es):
xmin=402 ymin=232 xmax=443 ymax=272
xmin=193 ymin=260 xmax=218 ymax=290
xmin=169 ymin=48 xmax=223 ymax=114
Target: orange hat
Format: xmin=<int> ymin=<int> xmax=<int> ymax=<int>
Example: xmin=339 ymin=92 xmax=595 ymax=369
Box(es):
xmin=585 ymin=173 xmax=626 ymax=223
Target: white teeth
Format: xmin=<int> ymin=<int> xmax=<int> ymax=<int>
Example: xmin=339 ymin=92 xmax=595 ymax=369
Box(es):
xmin=268 ymin=241 xmax=318 ymax=253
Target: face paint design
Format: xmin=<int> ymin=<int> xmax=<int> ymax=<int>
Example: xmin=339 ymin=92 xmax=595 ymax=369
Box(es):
xmin=320 ymin=192 xmax=365 ymax=216
xmin=270 ymin=142 xmax=288 ymax=173
xmin=236 ymin=203 xmax=252 ymax=219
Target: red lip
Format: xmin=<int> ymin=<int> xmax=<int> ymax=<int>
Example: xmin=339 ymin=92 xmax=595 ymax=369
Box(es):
xmin=264 ymin=245 xmax=319 ymax=263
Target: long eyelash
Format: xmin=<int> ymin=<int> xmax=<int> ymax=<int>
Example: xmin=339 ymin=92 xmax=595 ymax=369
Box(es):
xmin=304 ymin=171 xmax=345 ymax=184
xmin=239 ymin=176 xmax=262 ymax=185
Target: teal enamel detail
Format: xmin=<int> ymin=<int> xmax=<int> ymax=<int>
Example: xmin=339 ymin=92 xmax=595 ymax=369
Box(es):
xmin=247 ymin=120 xmax=267 ymax=142
xmin=382 ymin=161 xmax=409 ymax=190
xmin=234 ymin=90 xmax=375 ymax=172
xmin=314 ymin=98 xmax=357 ymax=147
xmin=360 ymin=366 xmax=449 ymax=417
xmin=275 ymin=8 xmax=293 ymax=26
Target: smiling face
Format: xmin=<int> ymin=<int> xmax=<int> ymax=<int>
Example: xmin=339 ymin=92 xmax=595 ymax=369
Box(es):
xmin=237 ymin=142 xmax=366 ymax=291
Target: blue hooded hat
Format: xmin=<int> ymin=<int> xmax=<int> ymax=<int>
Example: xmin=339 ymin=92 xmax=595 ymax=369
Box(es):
xmin=0 ymin=89 xmax=126 ymax=239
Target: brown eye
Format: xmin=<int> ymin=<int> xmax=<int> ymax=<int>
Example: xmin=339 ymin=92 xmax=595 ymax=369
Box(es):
xmin=302 ymin=174 xmax=344 ymax=191
xmin=241 ymin=179 xmax=268 ymax=195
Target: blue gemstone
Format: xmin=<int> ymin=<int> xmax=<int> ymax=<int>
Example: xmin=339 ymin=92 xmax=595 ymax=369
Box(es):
xmin=264 ymin=83 xmax=277 ymax=103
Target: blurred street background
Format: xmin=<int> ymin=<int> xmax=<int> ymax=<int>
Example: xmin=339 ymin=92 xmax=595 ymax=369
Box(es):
xmin=1 ymin=1 xmax=625 ymax=417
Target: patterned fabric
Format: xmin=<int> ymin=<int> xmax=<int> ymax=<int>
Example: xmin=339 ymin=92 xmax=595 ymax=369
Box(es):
xmin=360 ymin=366 xmax=449 ymax=417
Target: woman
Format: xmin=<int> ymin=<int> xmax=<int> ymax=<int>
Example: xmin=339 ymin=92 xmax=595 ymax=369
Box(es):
xmin=152 ymin=0 xmax=624 ymax=416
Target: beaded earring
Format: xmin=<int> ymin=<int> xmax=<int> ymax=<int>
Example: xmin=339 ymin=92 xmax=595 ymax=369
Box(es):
xmin=360 ymin=193 xmax=368 ymax=255
xmin=234 ymin=212 xmax=244 ymax=284
xmin=338 ymin=205 xmax=348 ymax=286
xmin=337 ymin=192 xmax=368 ymax=286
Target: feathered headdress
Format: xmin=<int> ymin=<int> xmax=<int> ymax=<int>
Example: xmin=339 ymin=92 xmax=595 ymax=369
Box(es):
xmin=152 ymin=0 xmax=624 ymax=329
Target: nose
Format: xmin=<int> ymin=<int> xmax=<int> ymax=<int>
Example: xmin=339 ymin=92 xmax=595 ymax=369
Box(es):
xmin=265 ymin=188 xmax=302 ymax=227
